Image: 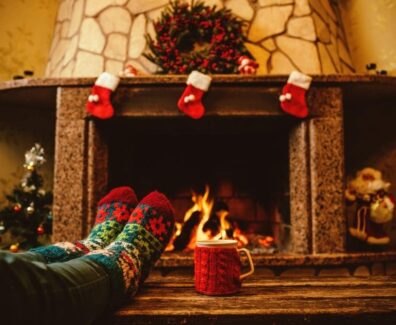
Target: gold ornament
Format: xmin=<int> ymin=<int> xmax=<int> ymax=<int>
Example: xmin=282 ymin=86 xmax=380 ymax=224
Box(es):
xmin=27 ymin=205 xmax=35 ymax=214
xmin=10 ymin=243 xmax=19 ymax=253
xmin=26 ymin=164 xmax=35 ymax=171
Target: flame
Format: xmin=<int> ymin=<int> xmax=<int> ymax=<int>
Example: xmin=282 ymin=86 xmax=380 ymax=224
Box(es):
xmin=165 ymin=222 xmax=182 ymax=252
xmin=165 ymin=184 xmax=276 ymax=252
xmin=185 ymin=185 xmax=214 ymax=250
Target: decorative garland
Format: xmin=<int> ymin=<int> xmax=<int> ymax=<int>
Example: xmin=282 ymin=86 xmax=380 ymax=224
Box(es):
xmin=145 ymin=1 xmax=254 ymax=74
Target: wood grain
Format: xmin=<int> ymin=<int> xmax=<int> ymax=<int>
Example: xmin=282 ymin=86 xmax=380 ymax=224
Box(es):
xmin=95 ymin=276 xmax=396 ymax=324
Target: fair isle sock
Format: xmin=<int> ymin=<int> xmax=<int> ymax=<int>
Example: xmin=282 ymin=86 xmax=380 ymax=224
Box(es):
xmin=30 ymin=186 xmax=138 ymax=263
xmin=84 ymin=191 xmax=175 ymax=304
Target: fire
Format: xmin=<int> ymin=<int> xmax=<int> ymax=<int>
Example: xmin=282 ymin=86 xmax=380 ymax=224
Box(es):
xmin=167 ymin=185 xmax=266 ymax=251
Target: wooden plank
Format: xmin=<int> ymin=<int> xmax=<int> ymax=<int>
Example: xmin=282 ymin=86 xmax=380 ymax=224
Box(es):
xmin=103 ymin=276 xmax=396 ymax=324
xmin=116 ymin=297 xmax=396 ymax=315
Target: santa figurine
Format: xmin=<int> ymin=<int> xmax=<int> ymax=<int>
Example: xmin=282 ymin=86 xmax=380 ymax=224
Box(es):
xmin=345 ymin=167 xmax=394 ymax=245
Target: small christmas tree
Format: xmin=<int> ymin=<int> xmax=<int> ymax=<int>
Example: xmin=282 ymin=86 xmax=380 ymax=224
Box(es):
xmin=0 ymin=144 xmax=53 ymax=251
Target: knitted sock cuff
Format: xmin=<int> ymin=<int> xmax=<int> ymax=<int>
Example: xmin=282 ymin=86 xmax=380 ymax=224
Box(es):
xmin=138 ymin=191 xmax=175 ymax=220
xmin=30 ymin=242 xmax=84 ymax=263
xmin=98 ymin=186 xmax=137 ymax=206
xmin=84 ymin=243 xmax=142 ymax=304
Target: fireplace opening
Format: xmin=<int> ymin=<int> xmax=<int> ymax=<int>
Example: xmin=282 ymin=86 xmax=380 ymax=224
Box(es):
xmin=105 ymin=117 xmax=295 ymax=254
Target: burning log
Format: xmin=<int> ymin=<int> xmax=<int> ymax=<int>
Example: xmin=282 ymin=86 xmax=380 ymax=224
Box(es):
xmin=164 ymin=184 xmax=278 ymax=253
xmin=173 ymin=211 xmax=201 ymax=251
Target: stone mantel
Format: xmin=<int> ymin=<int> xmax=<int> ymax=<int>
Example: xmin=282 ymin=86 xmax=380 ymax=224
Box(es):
xmin=1 ymin=74 xmax=396 ymax=90
xmin=1 ymin=75 xmax=396 ymax=257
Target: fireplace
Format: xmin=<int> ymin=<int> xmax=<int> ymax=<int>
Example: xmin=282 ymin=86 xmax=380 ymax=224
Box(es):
xmin=1 ymin=74 xmax=395 ymax=274
xmin=105 ymin=117 xmax=292 ymax=252
xmin=52 ymin=75 xmax=347 ymax=257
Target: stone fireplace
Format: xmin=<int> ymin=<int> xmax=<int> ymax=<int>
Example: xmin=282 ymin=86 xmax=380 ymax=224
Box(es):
xmin=46 ymin=0 xmax=354 ymax=77
xmin=4 ymin=0 xmax=391 ymax=273
xmin=52 ymin=75 xmax=346 ymax=256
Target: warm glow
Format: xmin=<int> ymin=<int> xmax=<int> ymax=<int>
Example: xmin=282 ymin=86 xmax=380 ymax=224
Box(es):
xmin=166 ymin=184 xmax=275 ymax=252
xmin=186 ymin=185 xmax=214 ymax=249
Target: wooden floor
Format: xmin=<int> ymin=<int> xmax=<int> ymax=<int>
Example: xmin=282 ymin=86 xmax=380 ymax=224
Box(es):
xmin=103 ymin=274 xmax=396 ymax=324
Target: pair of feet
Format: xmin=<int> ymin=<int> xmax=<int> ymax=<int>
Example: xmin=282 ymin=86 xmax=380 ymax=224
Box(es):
xmin=31 ymin=187 xmax=175 ymax=300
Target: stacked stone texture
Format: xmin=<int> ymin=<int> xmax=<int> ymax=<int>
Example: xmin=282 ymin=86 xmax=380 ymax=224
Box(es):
xmin=46 ymin=0 xmax=354 ymax=77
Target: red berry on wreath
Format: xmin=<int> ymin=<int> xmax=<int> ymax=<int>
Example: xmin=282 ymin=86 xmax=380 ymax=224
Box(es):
xmin=144 ymin=1 xmax=255 ymax=74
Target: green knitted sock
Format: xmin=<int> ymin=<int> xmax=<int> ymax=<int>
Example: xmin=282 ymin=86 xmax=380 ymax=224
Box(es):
xmin=30 ymin=187 xmax=137 ymax=263
xmin=84 ymin=191 xmax=174 ymax=303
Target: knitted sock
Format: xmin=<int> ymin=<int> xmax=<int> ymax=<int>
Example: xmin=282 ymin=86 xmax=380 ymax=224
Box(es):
xmin=84 ymin=191 xmax=175 ymax=304
xmin=31 ymin=186 xmax=137 ymax=263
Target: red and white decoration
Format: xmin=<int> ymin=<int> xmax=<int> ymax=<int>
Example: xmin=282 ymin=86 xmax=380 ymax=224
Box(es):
xmin=86 ymin=72 xmax=120 ymax=119
xmin=119 ymin=64 xmax=139 ymax=77
xmin=237 ymin=56 xmax=259 ymax=75
xmin=279 ymin=71 xmax=312 ymax=118
xmin=178 ymin=71 xmax=212 ymax=119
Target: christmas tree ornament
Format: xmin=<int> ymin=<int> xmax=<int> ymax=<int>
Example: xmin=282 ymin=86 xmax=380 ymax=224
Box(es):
xmin=36 ymin=225 xmax=45 ymax=235
xmin=0 ymin=222 xmax=5 ymax=233
xmin=145 ymin=1 xmax=254 ymax=74
xmin=13 ymin=203 xmax=22 ymax=213
xmin=10 ymin=243 xmax=19 ymax=253
xmin=178 ymin=71 xmax=212 ymax=119
xmin=27 ymin=203 xmax=35 ymax=215
xmin=345 ymin=167 xmax=394 ymax=245
xmin=86 ymin=72 xmax=120 ymax=119
xmin=237 ymin=56 xmax=259 ymax=75
xmin=279 ymin=71 xmax=312 ymax=118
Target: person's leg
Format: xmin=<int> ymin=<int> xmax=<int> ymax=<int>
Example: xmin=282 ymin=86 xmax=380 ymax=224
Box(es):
xmin=0 ymin=191 xmax=174 ymax=324
xmin=31 ymin=186 xmax=137 ymax=263
xmin=0 ymin=251 xmax=110 ymax=324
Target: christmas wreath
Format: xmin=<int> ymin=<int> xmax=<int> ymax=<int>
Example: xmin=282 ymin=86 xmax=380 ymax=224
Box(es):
xmin=145 ymin=1 xmax=253 ymax=74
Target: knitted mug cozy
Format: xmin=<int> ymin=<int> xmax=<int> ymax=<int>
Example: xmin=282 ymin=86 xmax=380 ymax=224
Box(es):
xmin=194 ymin=240 xmax=254 ymax=295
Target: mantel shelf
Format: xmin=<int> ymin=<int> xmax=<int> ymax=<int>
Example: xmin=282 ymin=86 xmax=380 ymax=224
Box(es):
xmin=1 ymin=74 xmax=395 ymax=114
xmin=1 ymin=74 xmax=396 ymax=90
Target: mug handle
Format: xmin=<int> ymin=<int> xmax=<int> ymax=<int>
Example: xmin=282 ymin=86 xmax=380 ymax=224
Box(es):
xmin=238 ymin=248 xmax=255 ymax=280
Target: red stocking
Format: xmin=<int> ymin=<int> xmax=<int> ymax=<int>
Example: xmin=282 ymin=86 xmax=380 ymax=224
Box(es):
xmin=178 ymin=71 xmax=212 ymax=119
xmin=279 ymin=71 xmax=312 ymax=118
xmin=86 ymin=72 xmax=120 ymax=119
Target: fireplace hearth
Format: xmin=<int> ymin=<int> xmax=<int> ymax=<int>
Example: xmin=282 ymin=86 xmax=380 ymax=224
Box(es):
xmin=52 ymin=75 xmax=348 ymax=256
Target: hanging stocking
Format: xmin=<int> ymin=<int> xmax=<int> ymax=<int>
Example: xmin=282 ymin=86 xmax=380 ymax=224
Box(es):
xmin=178 ymin=71 xmax=212 ymax=119
xmin=86 ymin=72 xmax=120 ymax=119
xmin=279 ymin=71 xmax=312 ymax=118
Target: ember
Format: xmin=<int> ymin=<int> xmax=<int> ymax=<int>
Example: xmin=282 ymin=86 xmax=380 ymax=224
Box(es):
xmin=166 ymin=185 xmax=277 ymax=253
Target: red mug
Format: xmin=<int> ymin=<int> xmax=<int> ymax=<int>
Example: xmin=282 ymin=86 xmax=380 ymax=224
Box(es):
xmin=194 ymin=239 xmax=254 ymax=295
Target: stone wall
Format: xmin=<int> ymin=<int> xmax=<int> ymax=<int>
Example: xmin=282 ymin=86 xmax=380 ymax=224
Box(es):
xmin=45 ymin=0 xmax=354 ymax=77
